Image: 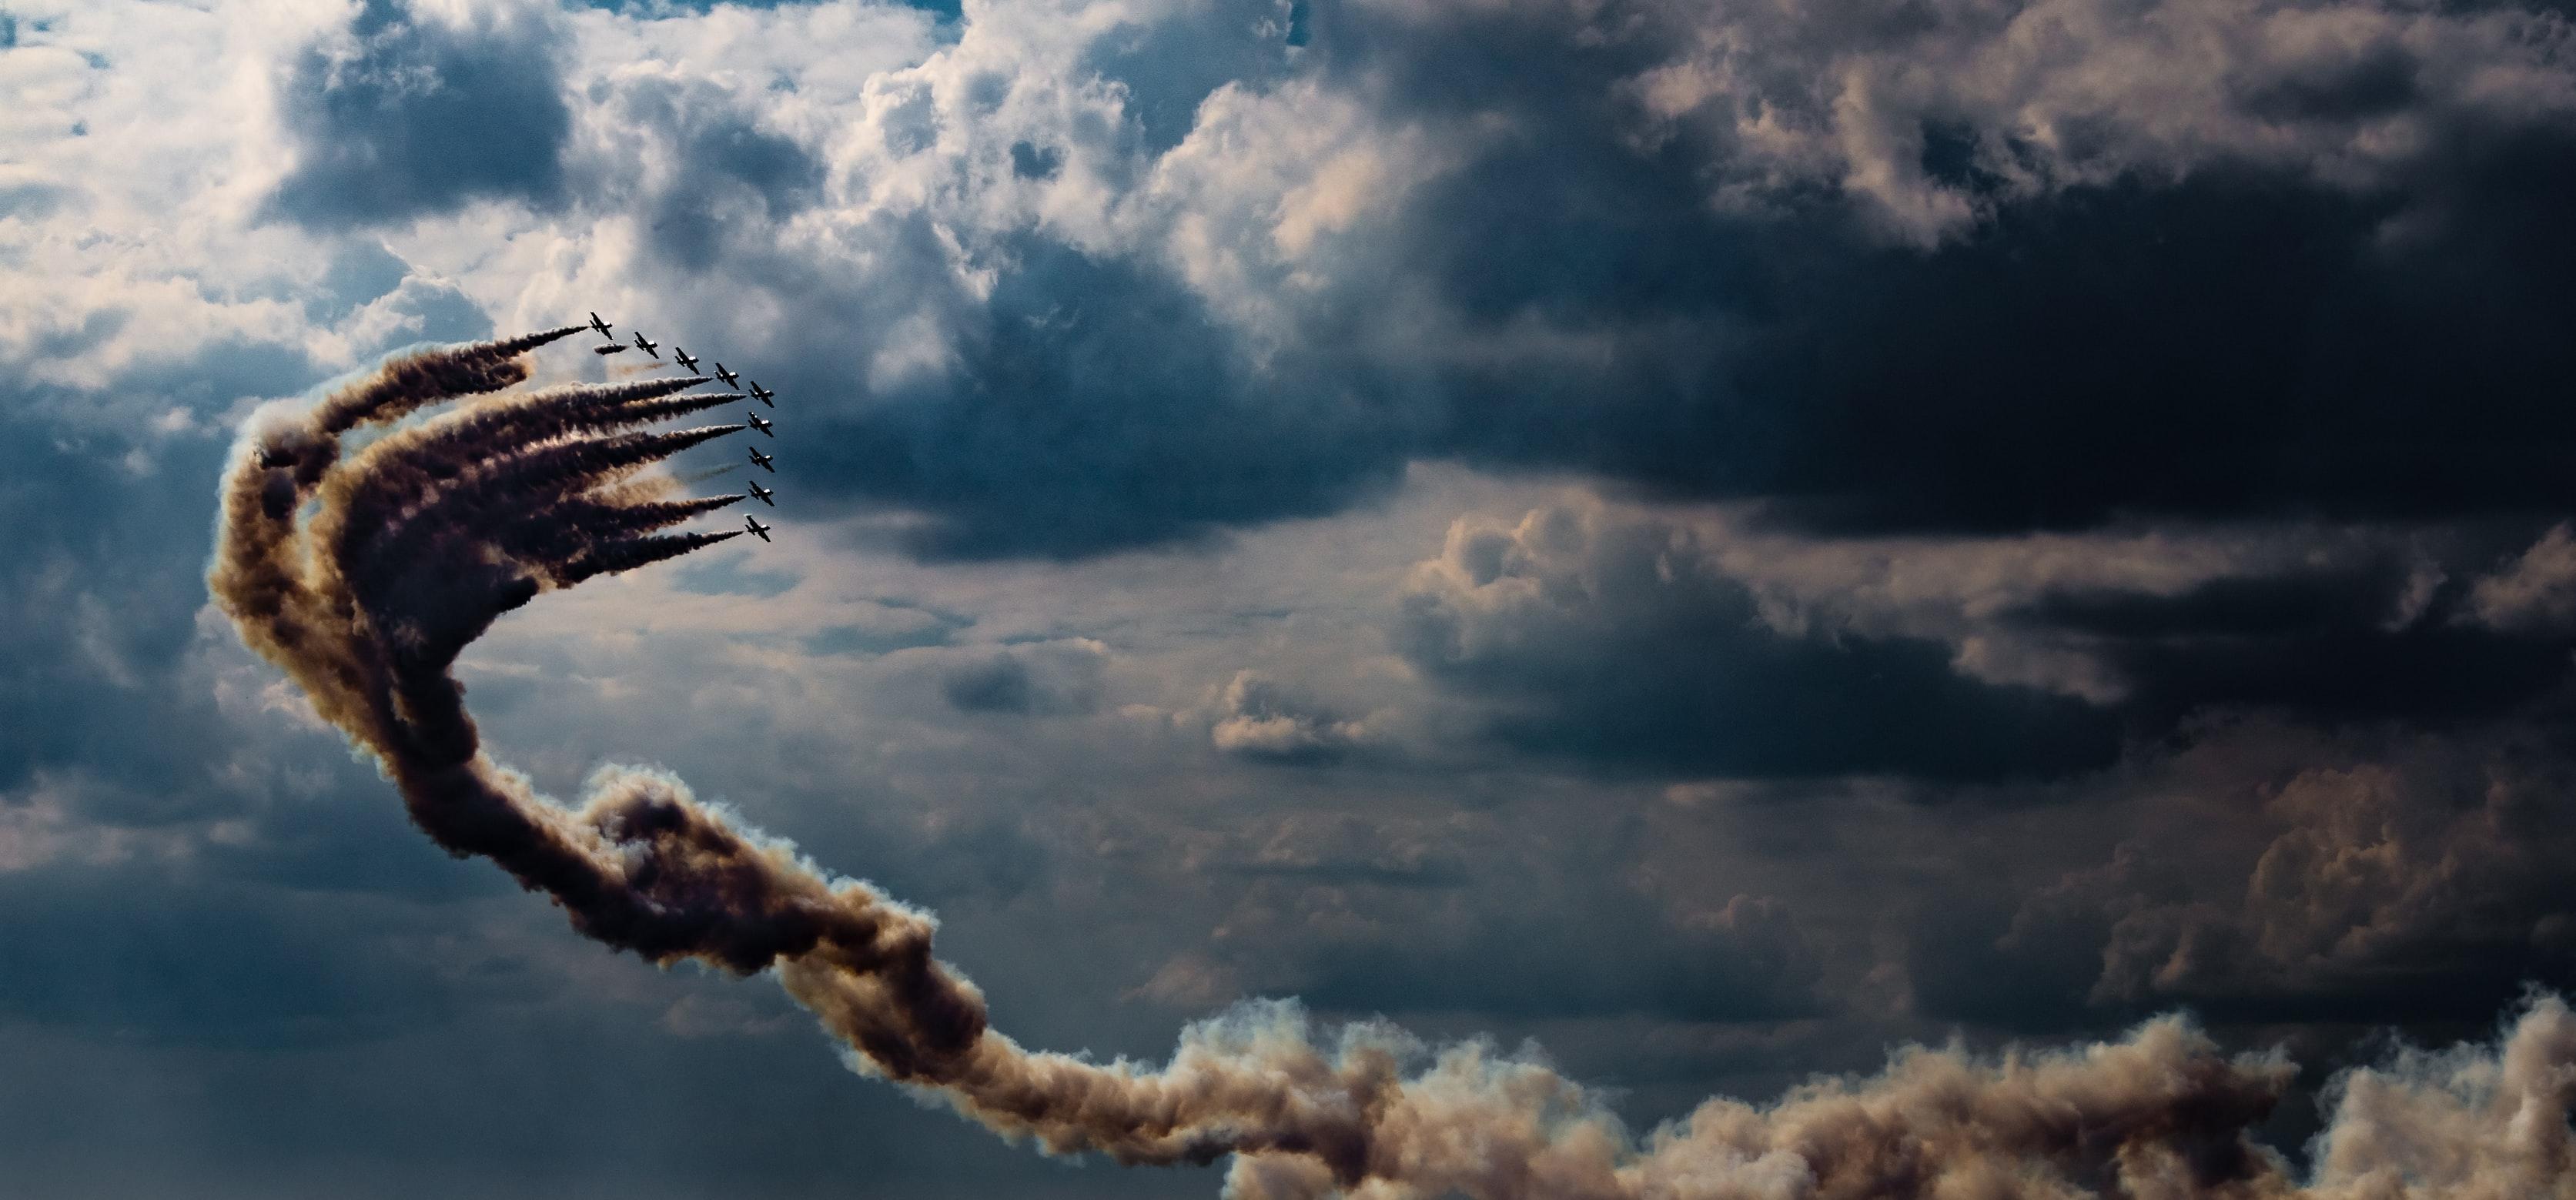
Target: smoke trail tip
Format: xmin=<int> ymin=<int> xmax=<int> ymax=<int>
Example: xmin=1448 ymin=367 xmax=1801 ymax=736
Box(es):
xmin=500 ymin=326 xmax=587 ymax=354
xmin=566 ymin=528 xmax=748 ymax=582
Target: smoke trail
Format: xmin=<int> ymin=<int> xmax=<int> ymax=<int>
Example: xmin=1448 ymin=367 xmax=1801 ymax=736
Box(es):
xmin=212 ymin=333 xmax=2576 ymax=1198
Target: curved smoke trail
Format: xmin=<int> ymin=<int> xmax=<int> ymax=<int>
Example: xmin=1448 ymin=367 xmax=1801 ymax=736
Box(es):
xmin=212 ymin=332 xmax=2576 ymax=1198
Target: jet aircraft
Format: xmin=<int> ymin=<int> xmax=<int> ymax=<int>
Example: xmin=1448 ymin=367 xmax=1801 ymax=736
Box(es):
xmin=748 ymin=447 xmax=774 ymax=472
xmin=674 ymin=348 xmax=700 ymax=372
xmin=714 ymin=364 xmax=741 ymax=389
xmin=748 ymin=412 xmax=775 ymax=437
xmin=594 ymin=343 xmax=629 ymax=356
xmin=749 ymin=382 xmax=776 ymax=406
xmin=631 ymin=331 xmax=661 ymax=358
xmin=588 ymin=312 xmax=614 ymax=337
xmin=744 ymin=515 xmax=773 ymax=543
xmin=748 ymin=481 xmax=775 ymax=506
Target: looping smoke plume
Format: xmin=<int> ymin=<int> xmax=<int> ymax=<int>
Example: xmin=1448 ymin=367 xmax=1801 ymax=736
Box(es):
xmin=212 ymin=333 xmax=2576 ymax=1198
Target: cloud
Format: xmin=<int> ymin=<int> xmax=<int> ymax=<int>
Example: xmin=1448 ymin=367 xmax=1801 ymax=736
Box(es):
xmin=1387 ymin=493 xmax=2576 ymax=781
xmin=1138 ymin=806 xmax=1827 ymax=1023
xmin=1612 ymin=0 xmax=2576 ymax=241
xmin=938 ymin=638 xmax=1109 ymax=715
xmin=2006 ymin=727 xmax=2576 ymax=1020
xmin=266 ymin=0 xmax=571 ymax=229
xmin=17 ymin=0 xmax=2576 ymax=560
xmin=1289 ymin=891 xmax=1825 ymax=1023
xmin=0 ymin=857 xmax=497 ymax=1048
xmin=2464 ymin=522 xmax=2576 ymax=635
xmin=586 ymin=72 xmax=828 ymax=274
xmin=1208 ymin=670 xmax=1375 ymax=764
xmin=1394 ymin=498 xmax=2121 ymax=778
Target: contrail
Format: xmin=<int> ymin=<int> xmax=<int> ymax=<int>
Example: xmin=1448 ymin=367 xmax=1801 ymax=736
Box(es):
xmin=212 ymin=331 xmax=2576 ymax=1198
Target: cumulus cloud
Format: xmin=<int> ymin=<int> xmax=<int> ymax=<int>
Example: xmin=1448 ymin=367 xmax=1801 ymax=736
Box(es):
xmin=2009 ymin=730 xmax=2576 ymax=1018
xmin=267 ymin=0 xmax=572 ymax=229
xmin=1209 ymin=670 xmax=1377 ymax=764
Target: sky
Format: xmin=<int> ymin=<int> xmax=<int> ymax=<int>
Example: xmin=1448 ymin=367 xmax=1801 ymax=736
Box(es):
xmin=6 ymin=0 xmax=2576 ymax=1194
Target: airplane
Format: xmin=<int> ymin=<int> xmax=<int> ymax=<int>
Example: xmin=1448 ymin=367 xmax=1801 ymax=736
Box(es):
xmin=748 ymin=381 xmax=776 ymax=406
xmin=588 ymin=311 xmax=614 ymax=337
xmin=674 ymin=348 xmax=700 ymax=372
xmin=748 ymin=447 xmax=774 ymax=472
xmin=748 ymin=480 xmax=775 ymax=506
xmin=713 ymin=363 xmax=741 ymax=389
xmin=631 ymin=331 xmax=661 ymax=359
xmin=744 ymin=515 xmax=773 ymax=543
xmin=748 ymin=412 xmax=775 ymax=437
xmin=594 ymin=343 xmax=629 ymax=356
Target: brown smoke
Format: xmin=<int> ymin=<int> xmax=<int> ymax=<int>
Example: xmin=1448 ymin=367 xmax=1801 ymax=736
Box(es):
xmin=211 ymin=333 xmax=2576 ymax=1198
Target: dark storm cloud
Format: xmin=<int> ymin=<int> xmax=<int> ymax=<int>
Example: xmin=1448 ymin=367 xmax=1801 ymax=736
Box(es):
xmin=2009 ymin=534 xmax=2576 ymax=728
xmin=1678 ymin=169 xmax=2576 ymax=536
xmin=1390 ymin=497 xmax=2576 ymax=780
xmin=2008 ymin=724 xmax=2576 ymax=1025
xmin=267 ymin=0 xmax=570 ymax=229
xmin=1328 ymin=23 xmax=2576 ymax=533
xmin=1865 ymin=707 xmax=2576 ymax=1039
xmin=1395 ymin=503 xmax=2121 ymax=779
xmin=592 ymin=0 xmax=2576 ymax=580
xmin=805 ymin=238 xmax=1406 ymax=560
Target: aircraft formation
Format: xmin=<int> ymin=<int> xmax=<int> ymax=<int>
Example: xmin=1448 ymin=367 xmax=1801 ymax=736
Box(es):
xmin=588 ymin=310 xmax=783 ymax=545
